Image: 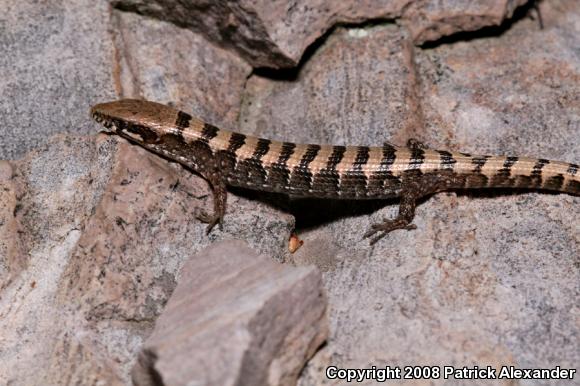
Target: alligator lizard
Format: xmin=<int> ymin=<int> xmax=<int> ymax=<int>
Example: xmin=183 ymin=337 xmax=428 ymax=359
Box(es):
xmin=91 ymin=99 xmax=579 ymax=244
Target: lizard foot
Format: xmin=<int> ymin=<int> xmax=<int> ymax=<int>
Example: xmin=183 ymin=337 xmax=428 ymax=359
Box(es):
xmin=363 ymin=183 xmax=421 ymax=245
xmin=196 ymin=209 xmax=223 ymax=234
xmin=196 ymin=164 xmax=227 ymax=234
xmin=363 ymin=218 xmax=417 ymax=245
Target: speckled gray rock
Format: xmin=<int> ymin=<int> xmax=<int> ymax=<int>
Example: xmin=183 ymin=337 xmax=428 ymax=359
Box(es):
xmin=132 ymin=240 xmax=327 ymax=386
xmin=416 ymin=0 xmax=580 ymax=162
xmin=0 ymin=0 xmax=117 ymax=160
xmin=240 ymin=24 xmax=417 ymax=146
xmin=0 ymin=135 xmax=294 ymax=385
xmin=0 ymin=0 xmax=251 ymax=160
xmin=111 ymin=0 xmax=529 ymax=68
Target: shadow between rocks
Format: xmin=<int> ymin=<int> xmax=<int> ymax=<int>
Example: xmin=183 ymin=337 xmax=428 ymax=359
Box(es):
xmin=421 ymin=0 xmax=544 ymax=49
xmin=252 ymin=17 xmax=396 ymax=81
xmin=253 ymin=0 xmax=544 ymax=81
xmin=230 ymin=185 xmax=565 ymax=233
xmin=228 ymin=186 xmax=393 ymax=231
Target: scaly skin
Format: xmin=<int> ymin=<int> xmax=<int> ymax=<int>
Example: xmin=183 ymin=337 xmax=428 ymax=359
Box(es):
xmin=91 ymin=99 xmax=579 ymax=244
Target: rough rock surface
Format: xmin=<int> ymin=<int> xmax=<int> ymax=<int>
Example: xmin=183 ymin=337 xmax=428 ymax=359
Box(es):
xmin=113 ymin=11 xmax=252 ymax=129
xmin=0 ymin=0 xmax=252 ymax=160
xmin=402 ymin=0 xmax=529 ymax=44
xmin=132 ymin=240 xmax=327 ymax=386
xmin=0 ymin=135 xmax=294 ymax=385
xmin=1 ymin=0 xmax=579 ymax=385
xmin=0 ymin=0 xmax=117 ymax=160
xmin=111 ymin=0 xmax=528 ymax=68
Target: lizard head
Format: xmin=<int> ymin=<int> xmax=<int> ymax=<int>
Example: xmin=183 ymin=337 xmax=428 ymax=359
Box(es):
xmin=91 ymin=99 xmax=193 ymax=145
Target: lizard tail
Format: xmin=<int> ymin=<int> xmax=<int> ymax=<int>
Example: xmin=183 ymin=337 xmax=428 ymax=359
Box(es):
xmin=449 ymin=153 xmax=579 ymax=195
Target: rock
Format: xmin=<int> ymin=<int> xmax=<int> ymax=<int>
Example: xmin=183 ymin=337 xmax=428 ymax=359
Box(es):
xmin=0 ymin=134 xmax=294 ymax=385
xmin=402 ymin=0 xmax=529 ymax=44
xmin=132 ymin=240 xmax=328 ymax=386
xmin=0 ymin=161 xmax=25 ymax=291
xmin=1 ymin=0 xmax=578 ymax=384
xmin=240 ymin=24 xmax=418 ymax=147
xmin=111 ymin=0 xmax=531 ymax=69
xmin=234 ymin=1 xmax=579 ymax=384
xmin=113 ymin=11 xmax=252 ymax=129
xmin=416 ymin=0 xmax=580 ymax=162
xmin=0 ymin=0 xmax=251 ymax=159
xmin=0 ymin=0 xmax=117 ymax=160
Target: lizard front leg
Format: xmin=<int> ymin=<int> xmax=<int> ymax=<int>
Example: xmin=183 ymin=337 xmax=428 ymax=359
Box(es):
xmin=196 ymin=178 xmax=226 ymax=233
xmin=195 ymin=156 xmax=228 ymax=234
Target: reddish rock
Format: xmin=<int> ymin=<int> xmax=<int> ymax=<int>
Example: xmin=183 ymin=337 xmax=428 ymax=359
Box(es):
xmin=0 ymin=161 xmax=26 ymax=290
xmin=0 ymin=135 xmax=293 ymax=385
xmin=112 ymin=0 xmax=530 ymax=68
xmin=402 ymin=0 xmax=529 ymax=44
xmin=113 ymin=11 xmax=252 ymax=129
xmin=132 ymin=240 xmax=328 ymax=386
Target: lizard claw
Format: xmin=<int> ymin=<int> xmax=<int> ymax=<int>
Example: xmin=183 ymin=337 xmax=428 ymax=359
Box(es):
xmin=196 ymin=209 xmax=223 ymax=234
xmin=363 ymin=219 xmax=417 ymax=245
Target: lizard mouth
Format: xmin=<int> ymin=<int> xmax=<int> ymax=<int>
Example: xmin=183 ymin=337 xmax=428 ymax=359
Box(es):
xmin=91 ymin=110 xmax=126 ymax=136
xmin=91 ymin=110 xmax=114 ymax=130
xmin=91 ymin=110 xmax=160 ymax=145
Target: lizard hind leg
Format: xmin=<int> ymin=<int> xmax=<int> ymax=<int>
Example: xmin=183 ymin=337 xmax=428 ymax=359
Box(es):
xmin=363 ymin=192 xmax=418 ymax=245
xmin=364 ymin=171 xmax=453 ymax=245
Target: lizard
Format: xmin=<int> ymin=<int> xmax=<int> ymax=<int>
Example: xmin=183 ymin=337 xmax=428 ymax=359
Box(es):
xmin=91 ymin=99 xmax=579 ymax=244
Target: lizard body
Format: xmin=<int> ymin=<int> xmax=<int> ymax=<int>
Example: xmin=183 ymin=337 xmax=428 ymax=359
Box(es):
xmin=91 ymin=99 xmax=579 ymax=243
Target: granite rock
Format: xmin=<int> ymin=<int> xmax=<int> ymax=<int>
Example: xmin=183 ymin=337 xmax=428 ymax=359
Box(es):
xmin=111 ymin=0 xmax=529 ymax=68
xmin=0 ymin=0 xmax=251 ymax=159
xmin=132 ymin=240 xmax=327 ymax=386
xmin=402 ymin=0 xmax=529 ymax=44
xmin=0 ymin=0 xmax=117 ymax=160
xmin=1 ymin=0 xmax=579 ymax=385
xmin=0 ymin=135 xmax=294 ymax=385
